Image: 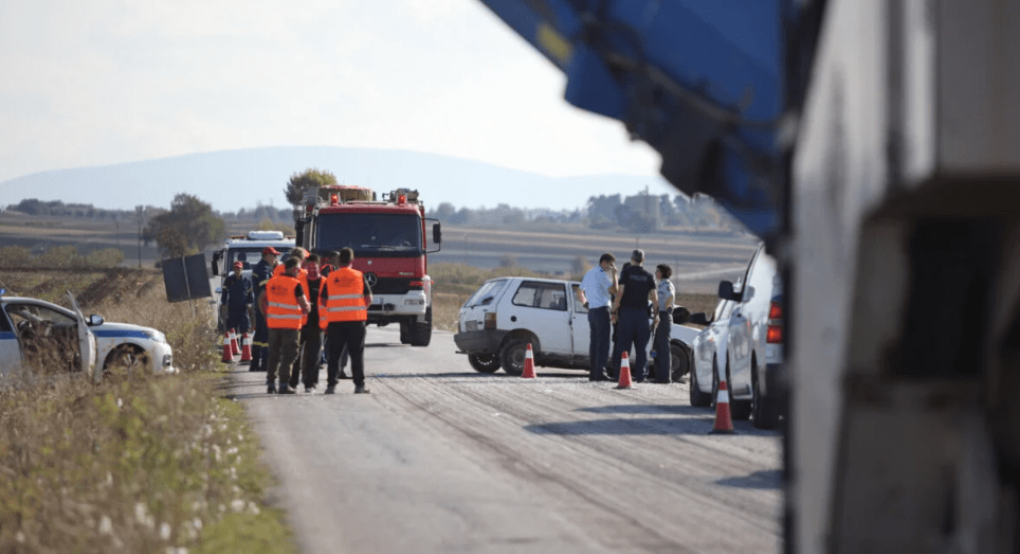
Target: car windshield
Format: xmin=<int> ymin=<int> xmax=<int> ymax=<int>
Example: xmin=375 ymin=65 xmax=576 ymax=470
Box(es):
xmin=465 ymin=279 xmax=507 ymax=308
xmin=316 ymin=213 xmax=422 ymax=257
xmin=227 ymin=247 xmax=293 ymax=270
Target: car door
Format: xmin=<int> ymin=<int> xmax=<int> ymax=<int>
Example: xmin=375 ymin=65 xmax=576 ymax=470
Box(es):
xmin=68 ymin=293 xmax=98 ymax=382
xmin=0 ymin=301 xmax=23 ymax=377
xmin=569 ymin=283 xmax=589 ymax=360
xmin=697 ymin=299 xmax=735 ymax=386
xmin=5 ymin=298 xmax=93 ymax=378
xmin=506 ymin=281 xmax=572 ymax=355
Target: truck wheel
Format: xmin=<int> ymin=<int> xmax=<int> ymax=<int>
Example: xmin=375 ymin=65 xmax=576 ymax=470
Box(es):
xmin=408 ymin=307 xmax=432 ymax=347
xmin=670 ymin=342 xmax=690 ymax=381
xmin=727 ymin=360 xmax=752 ymax=421
xmin=468 ymin=354 xmax=500 ymax=373
xmin=751 ymin=366 xmax=780 ymax=429
xmin=499 ymin=339 xmax=527 ymax=376
xmin=689 ymin=362 xmax=712 ymax=407
xmin=399 ymin=320 xmax=411 ymax=344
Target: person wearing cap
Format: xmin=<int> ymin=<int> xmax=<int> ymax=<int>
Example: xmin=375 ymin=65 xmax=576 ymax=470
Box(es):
xmin=220 ymin=260 xmax=254 ymax=342
xmin=249 ymin=246 xmax=281 ymax=372
xmin=611 ymin=249 xmax=658 ymax=383
xmin=259 ymin=256 xmax=311 ymax=394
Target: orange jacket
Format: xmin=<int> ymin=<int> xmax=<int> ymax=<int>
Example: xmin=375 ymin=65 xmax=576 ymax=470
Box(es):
xmin=264 ymin=275 xmax=304 ymax=330
xmin=322 ymin=267 xmax=368 ymax=323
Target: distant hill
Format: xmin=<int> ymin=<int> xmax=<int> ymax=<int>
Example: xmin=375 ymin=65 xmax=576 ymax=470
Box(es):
xmin=0 ymin=146 xmax=680 ymax=213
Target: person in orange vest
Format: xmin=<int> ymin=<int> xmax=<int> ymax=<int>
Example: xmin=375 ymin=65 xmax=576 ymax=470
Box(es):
xmin=258 ymin=256 xmax=311 ymax=394
xmin=273 ymin=247 xmax=307 ymax=277
xmin=319 ymin=247 xmax=373 ymax=394
xmin=288 ymin=253 xmax=325 ymax=393
xmin=318 ymin=250 xmax=349 ymax=377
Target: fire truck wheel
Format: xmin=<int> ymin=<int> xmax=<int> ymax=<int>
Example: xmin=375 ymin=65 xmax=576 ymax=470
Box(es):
xmin=408 ymin=307 xmax=432 ymax=347
xmin=399 ymin=320 xmax=411 ymax=344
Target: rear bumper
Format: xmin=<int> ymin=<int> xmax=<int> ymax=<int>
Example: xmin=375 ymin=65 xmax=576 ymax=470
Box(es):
xmin=762 ymin=362 xmax=785 ymax=400
xmin=453 ymin=330 xmax=508 ymax=355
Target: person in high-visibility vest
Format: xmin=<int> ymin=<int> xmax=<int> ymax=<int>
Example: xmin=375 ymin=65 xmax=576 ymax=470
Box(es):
xmin=319 ymin=247 xmax=373 ymax=394
xmin=257 ymin=256 xmax=311 ymax=394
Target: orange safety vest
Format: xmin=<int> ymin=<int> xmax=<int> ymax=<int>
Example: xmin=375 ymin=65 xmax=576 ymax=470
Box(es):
xmin=324 ymin=267 xmax=368 ymax=323
xmin=265 ymin=275 xmax=304 ymax=330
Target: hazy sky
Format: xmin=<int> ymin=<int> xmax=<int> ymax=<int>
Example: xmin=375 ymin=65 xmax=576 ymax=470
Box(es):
xmin=0 ymin=0 xmax=666 ymax=193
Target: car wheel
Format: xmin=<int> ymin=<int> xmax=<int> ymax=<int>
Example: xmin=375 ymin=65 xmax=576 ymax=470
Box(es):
xmin=104 ymin=344 xmax=149 ymax=377
xmin=468 ymin=354 xmax=500 ymax=373
xmin=689 ymin=362 xmax=712 ymax=407
xmin=670 ymin=342 xmax=690 ymax=381
xmin=727 ymin=359 xmax=752 ymax=421
xmin=751 ymin=365 xmax=780 ymax=429
xmin=499 ymin=339 xmax=528 ymax=376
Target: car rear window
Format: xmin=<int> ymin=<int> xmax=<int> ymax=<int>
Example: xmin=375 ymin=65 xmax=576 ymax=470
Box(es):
xmin=511 ymin=281 xmax=568 ymax=311
xmin=465 ymin=279 xmax=508 ymax=308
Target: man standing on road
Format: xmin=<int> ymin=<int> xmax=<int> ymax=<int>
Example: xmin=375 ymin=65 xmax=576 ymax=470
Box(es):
xmin=652 ymin=264 xmax=676 ymax=383
xmin=320 ymin=247 xmax=373 ymax=395
xmin=318 ymin=251 xmax=347 ymax=374
xmin=612 ymin=250 xmax=658 ymax=383
xmin=249 ymin=246 xmax=280 ymax=373
xmin=577 ymin=252 xmax=618 ymax=381
xmin=259 ymin=256 xmax=310 ymax=394
xmin=289 ymin=253 xmax=325 ymax=393
xmin=220 ymin=261 xmax=254 ymax=342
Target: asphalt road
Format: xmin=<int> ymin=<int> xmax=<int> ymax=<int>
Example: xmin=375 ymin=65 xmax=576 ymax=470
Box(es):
xmin=220 ymin=326 xmax=782 ymax=554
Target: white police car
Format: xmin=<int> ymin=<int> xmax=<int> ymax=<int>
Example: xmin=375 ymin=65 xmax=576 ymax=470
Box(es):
xmin=0 ymin=289 xmax=175 ymax=378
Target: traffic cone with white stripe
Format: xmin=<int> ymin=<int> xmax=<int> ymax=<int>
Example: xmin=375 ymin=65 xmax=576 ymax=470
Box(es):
xmin=522 ymin=343 xmax=536 ymax=378
xmin=616 ymin=351 xmax=633 ymax=389
xmin=709 ymin=376 xmax=736 ymax=434
xmin=239 ymin=332 xmax=252 ymax=363
xmin=221 ymin=332 xmax=235 ymax=363
xmin=229 ymin=328 xmax=239 ymax=356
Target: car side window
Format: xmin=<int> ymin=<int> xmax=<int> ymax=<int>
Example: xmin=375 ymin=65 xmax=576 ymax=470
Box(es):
xmin=571 ymin=284 xmax=587 ymax=314
xmin=0 ymin=308 xmax=12 ymax=333
xmin=512 ymin=282 xmax=568 ymax=311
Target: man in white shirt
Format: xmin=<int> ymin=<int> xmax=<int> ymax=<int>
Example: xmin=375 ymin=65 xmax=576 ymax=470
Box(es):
xmin=577 ymin=253 xmax=619 ymax=381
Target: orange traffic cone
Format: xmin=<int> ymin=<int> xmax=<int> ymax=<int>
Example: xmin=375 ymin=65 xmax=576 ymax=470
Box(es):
xmin=239 ymin=332 xmax=252 ymax=363
xmin=522 ymin=343 xmax=536 ymax=378
xmin=709 ymin=378 xmax=736 ymax=434
xmin=229 ymin=328 xmax=239 ymax=355
xmin=221 ymin=332 xmax=235 ymax=363
xmin=616 ymin=351 xmax=633 ymax=389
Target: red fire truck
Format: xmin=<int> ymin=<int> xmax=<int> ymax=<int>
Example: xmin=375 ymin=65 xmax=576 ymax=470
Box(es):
xmin=296 ymin=185 xmax=441 ymax=346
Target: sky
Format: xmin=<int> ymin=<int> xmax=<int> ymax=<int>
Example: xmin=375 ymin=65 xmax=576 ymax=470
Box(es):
xmin=0 ymin=0 xmax=671 ymax=208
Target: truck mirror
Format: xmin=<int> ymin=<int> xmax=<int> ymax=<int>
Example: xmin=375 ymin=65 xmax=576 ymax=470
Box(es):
xmin=672 ymin=306 xmax=692 ymax=324
xmin=717 ymin=280 xmax=735 ymax=301
xmin=433 ymin=223 xmax=442 ymax=244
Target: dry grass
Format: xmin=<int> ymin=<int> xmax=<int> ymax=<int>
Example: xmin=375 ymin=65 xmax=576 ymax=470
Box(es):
xmin=0 ymin=269 xmax=296 ymax=553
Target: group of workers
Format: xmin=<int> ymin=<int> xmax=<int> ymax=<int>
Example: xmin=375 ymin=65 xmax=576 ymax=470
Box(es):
xmin=219 ymin=245 xmax=373 ymax=395
xmin=577 ymin=249 xmax=676 ymax=384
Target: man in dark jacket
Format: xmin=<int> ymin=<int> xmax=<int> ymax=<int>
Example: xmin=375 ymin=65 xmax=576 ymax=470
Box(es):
xmin=612 ymin=250 xmax=658 ymax=383
xmin=220 ymin=261 xmax=254 ymax=340
xmin=289 ymin=254 xmax=325 ymax=393
xmin=249 ymin=246 xmax=279 ymax=372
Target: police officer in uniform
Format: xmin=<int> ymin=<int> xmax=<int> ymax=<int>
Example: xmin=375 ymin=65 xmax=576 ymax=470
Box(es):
xmin=249 ymin=246 xmax=280 ymax=372
xmin=320 ymin=247 xmax=373 ymax=394
xmin=611 ymin=250 xmax=658 ymax=383
xmin=220 ymin=261 xmax=254 ymax=340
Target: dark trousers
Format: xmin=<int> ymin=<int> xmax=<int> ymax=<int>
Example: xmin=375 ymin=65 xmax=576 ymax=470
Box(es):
xmin=653 ymin=311 xmax=672 ymax=383
xmin=250 ymin=310 xmax=269 ymax=372
xmin=266 ymin=327 xmax=300 ymax=386
xmin=226 ymin=304 xmax=251 ymax=334
xmin=587 ymin=307 xmax=611 ymax=380
xmin=614 ymin=308 xmax=651 ymax=382
xmin=290 ymin=326 xmax=322 ymax=388
xmin=326 ymin=321 xmax=366 ymax=387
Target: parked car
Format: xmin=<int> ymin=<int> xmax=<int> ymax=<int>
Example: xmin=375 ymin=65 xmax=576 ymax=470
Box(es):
xmin=453 ymin=276 xmax=698 ymax=379
xmin=688 ymin=242 xmax=784 ymax=428
xmin=0 ymin=290 xmax=98 ymax=382
xmin=0 ymin=291 xmax=175 ymax=378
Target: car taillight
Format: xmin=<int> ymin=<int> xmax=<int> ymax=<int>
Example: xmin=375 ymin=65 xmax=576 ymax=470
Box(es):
xmin=767 ymin=301 xmax=783 ymax=343
xmin=484 ymin=312 xmax=497 ymax=330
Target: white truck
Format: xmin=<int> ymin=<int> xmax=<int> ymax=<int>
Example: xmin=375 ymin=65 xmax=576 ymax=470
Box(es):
xmin=211 ymin=230 xmax=295 ymax=330
xmin=480 ymin=0 xmax=1020 ymax=551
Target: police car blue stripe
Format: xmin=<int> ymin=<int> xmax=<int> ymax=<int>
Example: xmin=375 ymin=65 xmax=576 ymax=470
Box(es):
xmin=0 ymin=331 xmax=16 ymax=340
xmin=92 ymin=330 xmax=151 ymax=339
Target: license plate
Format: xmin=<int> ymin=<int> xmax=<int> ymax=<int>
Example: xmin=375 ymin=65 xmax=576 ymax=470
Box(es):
xmin=466 ymin=321 xmax=478 ymax=331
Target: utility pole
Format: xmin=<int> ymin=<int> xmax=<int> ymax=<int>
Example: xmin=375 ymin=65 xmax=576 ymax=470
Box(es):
xmin=136 ymin=205 xmax=144 ymax=269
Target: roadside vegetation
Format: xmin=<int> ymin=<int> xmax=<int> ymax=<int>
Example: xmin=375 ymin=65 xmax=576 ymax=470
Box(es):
xmin=0 ymin=268 xmax=296 ymax=553
xmin=429 ymin=262 xmax=718 ymax=333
